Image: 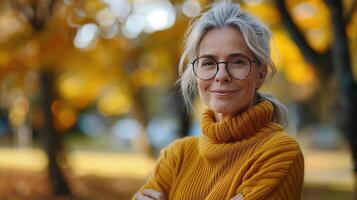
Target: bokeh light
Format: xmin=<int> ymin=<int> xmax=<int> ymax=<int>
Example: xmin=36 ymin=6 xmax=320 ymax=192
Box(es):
xmin=97 ymin=87 xmax=132 ymax=116
xmin=74 ymin=23 xmax=99 ymax=49
xmin=182 ymin=0 xmax=201 ymax=18
xmin=9 ymin=96 xmax=29 ymax=127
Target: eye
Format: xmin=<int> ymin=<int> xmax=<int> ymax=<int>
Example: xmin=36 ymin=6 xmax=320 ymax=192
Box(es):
xmin=198 ymin=58 xmax=216 ymax=67
xmin=230 ymin=56 xmax=250 ymax=66
xmin=232 ymin=60 xmax=243 ymax=64
xmin=202 ymin=61 xmax=215 ymax=66
xmin=231 ymin=60 xmax=245 ymax=65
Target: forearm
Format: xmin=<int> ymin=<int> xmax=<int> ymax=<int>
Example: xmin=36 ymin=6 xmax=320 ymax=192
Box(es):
xmin=237 ymin=151 xmax=304 ymax=200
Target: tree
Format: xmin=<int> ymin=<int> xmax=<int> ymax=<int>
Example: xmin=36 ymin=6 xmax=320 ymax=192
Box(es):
xmin=276 ymin=0 xmax=357 ymax=189
xmin=1 ymin=0 xmax=192 ymax=189
xmin=7 ymin=0 xmax=71 ymax=195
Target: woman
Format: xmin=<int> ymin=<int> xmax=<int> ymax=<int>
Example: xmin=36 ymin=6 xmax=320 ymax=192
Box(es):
xmin=134 ymin=1 xmax=304 ymax=200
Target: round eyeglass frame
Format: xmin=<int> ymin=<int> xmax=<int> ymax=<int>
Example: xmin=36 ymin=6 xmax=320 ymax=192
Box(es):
xmin=191 ymin=55 xmax=260 ymax=80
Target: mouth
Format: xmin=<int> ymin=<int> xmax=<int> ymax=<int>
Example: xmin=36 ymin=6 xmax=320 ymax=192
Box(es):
xmin=210 ymin=90 xmax=237 ymax=97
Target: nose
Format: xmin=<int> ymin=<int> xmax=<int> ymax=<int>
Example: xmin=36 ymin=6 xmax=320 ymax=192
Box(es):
xmin=215 ymin=62 xmax=231 ymax=82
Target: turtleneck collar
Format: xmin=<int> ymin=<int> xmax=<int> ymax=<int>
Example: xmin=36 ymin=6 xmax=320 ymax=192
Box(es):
xmin=200 ymin=100 xmax=277 ymax=143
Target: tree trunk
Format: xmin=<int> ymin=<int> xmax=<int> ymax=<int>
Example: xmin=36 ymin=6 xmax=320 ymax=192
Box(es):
xmin=40 ymin=69 xmax=71 ymax=195
xmin=325 ymin=0 xmax=357 ymax=180
xmin=169 ymin=86 xmax=191 ymax=139
xmin=131 ymin=88 xmax=154 ymax=155
xmin=276 ymin=0 xmax=357 ymax=194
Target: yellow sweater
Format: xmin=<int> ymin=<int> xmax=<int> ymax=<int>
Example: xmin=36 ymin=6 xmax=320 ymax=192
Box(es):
xmin=135 ymin=100 xmax=304 ymax=200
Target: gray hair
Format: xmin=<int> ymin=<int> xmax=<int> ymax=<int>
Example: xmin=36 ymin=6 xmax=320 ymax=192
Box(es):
xmin=177 ymin=1 xmax=289 ymax=127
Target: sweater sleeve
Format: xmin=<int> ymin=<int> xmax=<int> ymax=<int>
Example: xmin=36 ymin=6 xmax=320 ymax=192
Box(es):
xmin=132 ymin=138 xmax=186 ymax=199
xmin=236 ymin=133 xmax=304 ymax=200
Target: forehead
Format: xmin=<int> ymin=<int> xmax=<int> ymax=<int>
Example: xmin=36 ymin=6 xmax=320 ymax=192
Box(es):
xmin=198 ymin=26 xmax=253 ymax=58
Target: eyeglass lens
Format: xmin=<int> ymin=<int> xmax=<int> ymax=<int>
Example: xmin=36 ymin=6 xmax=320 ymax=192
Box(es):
xmin=193 ymin=56 xmax=251 ymax=80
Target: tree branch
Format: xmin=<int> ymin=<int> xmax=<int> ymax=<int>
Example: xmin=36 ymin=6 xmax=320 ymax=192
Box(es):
xmin=345 ymin=0 xmax=356 ymax=24
xmin=8 ymin=0 xmax=35 ymax=24
xmin=275 ymin=0 xmax=324 ymax=68
xmin=9 ymin=0 xmax=56 ymax=31
xmin=49 ymin=0 xmax=57 ymax=15
xmin=34 ymin=0 xmax=57 ymax=30
xmin=34 ymin=0 xmax=50 ymax=30
xmin=325 ymin=0 xmax=354 ymax=83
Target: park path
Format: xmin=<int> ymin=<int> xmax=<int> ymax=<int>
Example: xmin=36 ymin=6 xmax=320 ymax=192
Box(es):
xmin=0 ymin=147 xmax=354 ymax=191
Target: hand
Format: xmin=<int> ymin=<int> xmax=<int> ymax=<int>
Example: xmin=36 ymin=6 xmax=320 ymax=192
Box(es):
xmin=231 ymin=193 xmax=244 ymax=200
xmin=135 ymin=189 xmax=167 ymax=200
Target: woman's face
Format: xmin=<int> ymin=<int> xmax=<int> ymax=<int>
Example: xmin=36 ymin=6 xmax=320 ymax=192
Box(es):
xmin=196 ymin=26 xmax=266 ymax=121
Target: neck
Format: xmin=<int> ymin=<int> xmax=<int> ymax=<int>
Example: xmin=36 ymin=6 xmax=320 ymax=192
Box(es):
xmin=214 ymin=103 xmax=254 ymax=122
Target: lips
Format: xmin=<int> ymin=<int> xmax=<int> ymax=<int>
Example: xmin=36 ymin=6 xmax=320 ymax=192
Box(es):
xmin=210 ymin=90 xmax=237 ymax=97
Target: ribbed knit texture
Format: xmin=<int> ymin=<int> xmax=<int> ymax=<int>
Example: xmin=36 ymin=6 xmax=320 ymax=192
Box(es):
xmin=134 ymin=100 xmax=304 ymax=200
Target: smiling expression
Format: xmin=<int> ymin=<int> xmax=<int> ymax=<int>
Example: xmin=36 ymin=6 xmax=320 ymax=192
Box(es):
xmin=196 ymin=26 xmax=266 ymax=121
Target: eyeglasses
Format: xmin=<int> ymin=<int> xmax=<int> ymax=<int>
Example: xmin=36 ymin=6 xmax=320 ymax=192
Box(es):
xmin=191 ymin=55 xmax=260 ymax=80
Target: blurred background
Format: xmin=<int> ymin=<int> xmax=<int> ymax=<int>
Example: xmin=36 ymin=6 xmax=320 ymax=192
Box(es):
xmin=0 ymin=0 xmax=356 ymax=199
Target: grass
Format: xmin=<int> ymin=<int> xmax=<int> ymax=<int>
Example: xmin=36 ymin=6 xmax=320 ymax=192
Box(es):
xmin=0 ymin=168 xmax=354 ymax=200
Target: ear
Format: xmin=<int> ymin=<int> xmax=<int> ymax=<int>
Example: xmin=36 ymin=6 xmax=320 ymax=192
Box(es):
xmin=255 ymin=65 xmax=267 ymax=89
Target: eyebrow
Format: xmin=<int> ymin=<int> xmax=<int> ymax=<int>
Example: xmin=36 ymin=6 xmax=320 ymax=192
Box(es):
xmin=198 ymin=53 xmax=251 ymax=60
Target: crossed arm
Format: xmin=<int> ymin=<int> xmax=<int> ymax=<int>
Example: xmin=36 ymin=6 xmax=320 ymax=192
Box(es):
xmin=134 ymin=189 xmax=244 ymax=200
xmin=133 ymin=135 xmax=304 ymax=200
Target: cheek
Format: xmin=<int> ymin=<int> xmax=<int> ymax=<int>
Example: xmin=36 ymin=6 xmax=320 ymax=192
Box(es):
xmin=244 ymin=85 xmax=256 ymax=102
xmin=197 ymin=80 xmax=210 ymax=100
xmin=252 ymin=68 xmax=263 ymax=89
xmin=241 ymin=78 xmax=258 ymax=101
